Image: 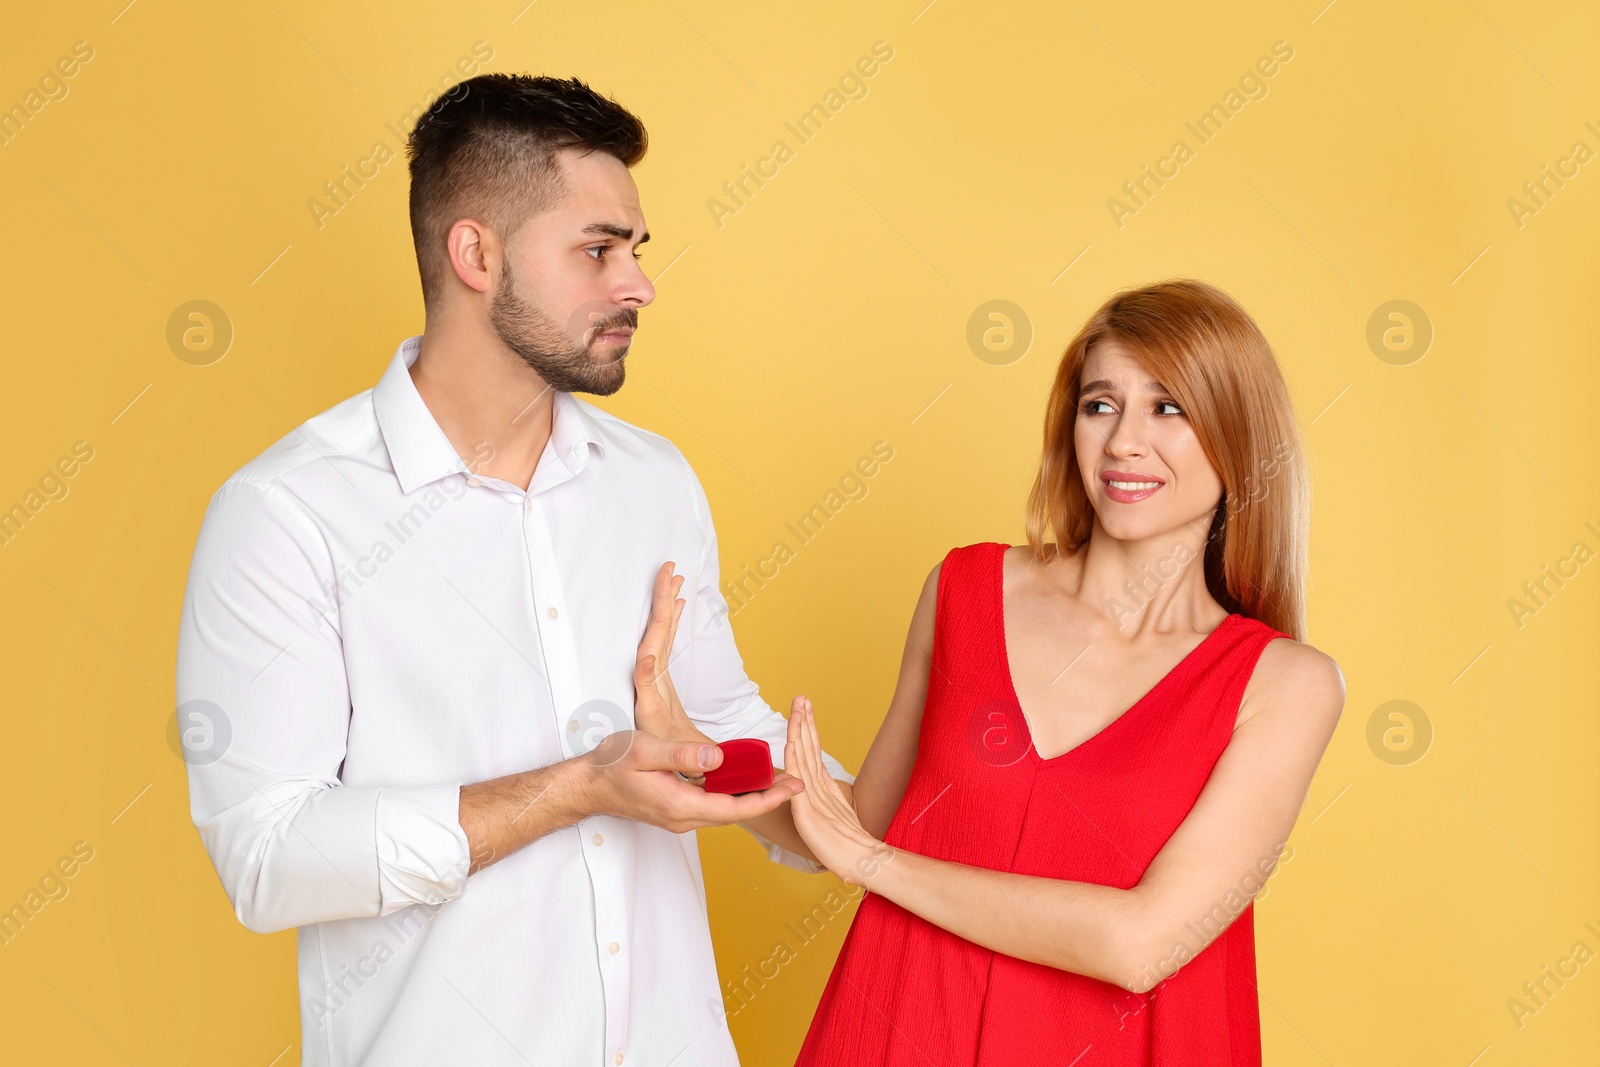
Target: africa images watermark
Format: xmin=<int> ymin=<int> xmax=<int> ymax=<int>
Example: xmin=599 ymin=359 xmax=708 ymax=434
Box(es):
xmin=305 ymin=441 xmax=495 ymax=625
xmin=706 ymin=40 xmax=896 ymax=229
xmin=0 ymin=840 xmax=96 ymax=948
xmin=308 ymin=849 xmax=475 ymax=1028
xmin=0 ymin=39 xmax=95 ymax=149
xmin=306 ymin=41 xmax=496 ymax=231
xmin=1505 ymin=918 xmax=1600 ymax=1031
xmin=714 ymin=440 xmax=896 ymax=621
xmin=0 ymin=439 xmax=95 ymax=550
xmin=1105 ymin=439 xmax=1294 ymax=630
xmin=1505 ymin=516 xmax=1600 ymax=630
xmin=708 ymin=843 xmax=895 ymax=1029
xmin=1505 ymin=119 xmax=1600 ymax=230
xmin=1113 ymin=838 xmax=1296 ymax=1022
xmin=1106 ymin=40 xmax=1295 ymax=228
xmin=310 ymin=896 xmax=447 ymax=1028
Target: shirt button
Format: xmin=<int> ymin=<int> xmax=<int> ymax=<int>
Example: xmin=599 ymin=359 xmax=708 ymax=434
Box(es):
xmin=614 ymin=1054 xmax=624 ymax=1066
xmin=524 ymin=498 xmax=533 ymax=512
xmin=548 ymin=606 xmax=559 ymax=620
xmin=592 ymin=833 xmax=604 ymax=846
xmin=467 ymin=477 xmax=481 ymax=487
xmin=568 ymin=720 xmax=579 ymax=733
xmin=608 ymin=941 xmax=620 ymax=955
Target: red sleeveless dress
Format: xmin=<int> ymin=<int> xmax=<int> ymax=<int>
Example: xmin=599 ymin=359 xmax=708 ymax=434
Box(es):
xmin=795 ymin=541 xmax=1292 ymax=1066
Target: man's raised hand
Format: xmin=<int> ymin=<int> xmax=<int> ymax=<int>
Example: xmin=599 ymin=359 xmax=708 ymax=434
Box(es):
xmin=633 ymin=561 xmax=712 ymax=748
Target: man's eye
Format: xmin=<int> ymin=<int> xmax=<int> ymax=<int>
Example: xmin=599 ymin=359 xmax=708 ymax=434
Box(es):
xmin=586 ymin=246 xmax=607 ymax=260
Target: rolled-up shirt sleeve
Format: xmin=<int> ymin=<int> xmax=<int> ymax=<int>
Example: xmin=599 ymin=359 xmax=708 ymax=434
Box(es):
xmin=670 ymin=459 xmax=856 ymax=873
xmin=176 ymin=478 xmax=471 ymax=934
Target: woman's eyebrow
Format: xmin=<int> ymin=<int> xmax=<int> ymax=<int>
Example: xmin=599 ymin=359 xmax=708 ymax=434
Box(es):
xmin=1080 ymin=378 xmax=1166 ymax=393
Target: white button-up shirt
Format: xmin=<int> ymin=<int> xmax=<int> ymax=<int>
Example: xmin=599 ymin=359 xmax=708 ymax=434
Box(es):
xmin=177 ymin=335 xmax=852 ymax=1067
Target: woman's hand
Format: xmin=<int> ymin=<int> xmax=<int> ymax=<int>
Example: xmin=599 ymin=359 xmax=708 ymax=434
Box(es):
xmin=634 ymin=562 xmax=714 ymax=752
xmin=786 ymin=696 xmax=893 ymax=886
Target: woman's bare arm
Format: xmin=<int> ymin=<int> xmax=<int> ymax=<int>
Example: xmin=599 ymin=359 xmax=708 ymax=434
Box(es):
xmin=786 ymin=636 xmax=1346 ymax=992
xmin=851 ymin=561 xmax=941 ymax=839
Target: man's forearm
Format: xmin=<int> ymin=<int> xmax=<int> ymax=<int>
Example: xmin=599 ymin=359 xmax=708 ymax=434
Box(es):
xmin=459 ymin=755 xmax=596 ymax=874
xmin=741 ymin=780 xmax=854 ymax=865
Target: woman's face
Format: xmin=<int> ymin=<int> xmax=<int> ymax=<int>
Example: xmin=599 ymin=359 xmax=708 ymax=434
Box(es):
xmin=1073 ymin=337 xmax=1224 ymax=542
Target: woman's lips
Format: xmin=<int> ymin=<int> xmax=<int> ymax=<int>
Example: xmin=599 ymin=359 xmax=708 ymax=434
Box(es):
xmin=1103 ymin=476 xmax=1164 ymax=503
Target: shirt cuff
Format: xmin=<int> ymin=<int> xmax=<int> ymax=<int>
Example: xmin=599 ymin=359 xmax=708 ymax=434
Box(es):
xmin=743 ymin=824 xmax=828 ymax=874
xmin=375 ymin=783 xmax=472 ymax=912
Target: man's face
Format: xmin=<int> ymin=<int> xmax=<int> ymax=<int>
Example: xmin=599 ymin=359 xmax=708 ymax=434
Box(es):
xmin=488 ymin=147 xmax=655 ymax=396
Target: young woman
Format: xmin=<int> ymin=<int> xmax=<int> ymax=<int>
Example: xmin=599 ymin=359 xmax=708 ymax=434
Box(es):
xmin=780 ymin=279 xmax=1346 ymax=1064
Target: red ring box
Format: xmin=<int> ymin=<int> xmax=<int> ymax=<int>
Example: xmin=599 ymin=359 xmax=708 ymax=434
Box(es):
xmin=702 ymin=738 xmax=775 ymax=795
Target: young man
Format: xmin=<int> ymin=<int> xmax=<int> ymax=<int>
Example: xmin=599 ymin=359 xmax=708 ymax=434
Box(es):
xmin=176 ymin=74 xmax=853 ymax=1067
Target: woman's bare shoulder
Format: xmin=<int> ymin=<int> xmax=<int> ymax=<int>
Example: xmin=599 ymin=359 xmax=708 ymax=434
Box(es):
xmin=1001 ymin=541 xmax=1077 ymax=585
xmin=1239 ymin=634 xmax=1345 ymax=731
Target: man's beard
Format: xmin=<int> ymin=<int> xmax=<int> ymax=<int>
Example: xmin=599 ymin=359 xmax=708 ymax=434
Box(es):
xmin=488 ymin=255 xmax=636 ymax=397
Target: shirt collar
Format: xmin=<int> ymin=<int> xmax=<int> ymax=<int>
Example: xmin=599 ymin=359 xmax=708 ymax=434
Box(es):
xmin=373 ymin=335 xmax=607 ymax=496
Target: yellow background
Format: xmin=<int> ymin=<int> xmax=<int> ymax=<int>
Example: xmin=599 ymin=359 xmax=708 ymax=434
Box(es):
xmin=2 ymin=0 xmax=1597 ymax=1063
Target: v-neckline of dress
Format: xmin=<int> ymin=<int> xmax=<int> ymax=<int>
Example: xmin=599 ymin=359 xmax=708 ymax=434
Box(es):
xmin=995 ymin=543 xmax=1239 ymax=764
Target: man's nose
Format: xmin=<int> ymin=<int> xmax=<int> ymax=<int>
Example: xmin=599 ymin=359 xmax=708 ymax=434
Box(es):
xmin=615 ymin=259 xmax=655 ymax=308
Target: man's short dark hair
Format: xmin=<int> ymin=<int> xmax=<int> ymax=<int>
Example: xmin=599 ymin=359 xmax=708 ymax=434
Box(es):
xmin=404 ymin=74 xmax=648 ymax=312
